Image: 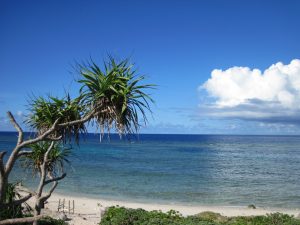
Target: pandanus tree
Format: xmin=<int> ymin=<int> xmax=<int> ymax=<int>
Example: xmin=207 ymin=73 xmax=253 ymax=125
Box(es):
xmin=0 ymin=56 xmax=154 ymax=225
xmin=20 ymin=141 xmax=71 ymax=225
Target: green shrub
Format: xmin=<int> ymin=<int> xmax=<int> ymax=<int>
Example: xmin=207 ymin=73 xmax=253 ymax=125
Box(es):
xmin=100 ymin=206 xmax=186 ymax=225
xmin=100 ymin=207 xmax=300 ymax=225
xmin=227 ymin=213 xmax=300 ymax=225
xmin=194 ymin=211 xmax=227 ymax=222
xmin=38 ymin=217 xmax=68 ymax=225
xmin=0 ymin=183 xmax=30 ymax=220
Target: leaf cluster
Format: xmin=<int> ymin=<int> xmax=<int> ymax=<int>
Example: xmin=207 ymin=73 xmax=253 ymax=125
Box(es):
xmin=20 ymin=141 xmax=71 ymax=176
xmin=26 ymin=95 xmax=86 ymax=143
xmin=78 ymin=57 xmax=154 ymax=137
xmin=26 ymin=56 xmax=154 ymax=143
xmin=0 ymin=183 xmax=31 ymax=220
xmin=37 ymin=217 xmax=68 ymax=225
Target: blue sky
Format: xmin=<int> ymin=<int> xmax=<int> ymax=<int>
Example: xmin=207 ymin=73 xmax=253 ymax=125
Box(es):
xmin=1 ymin=0 xmax=300 ymax=134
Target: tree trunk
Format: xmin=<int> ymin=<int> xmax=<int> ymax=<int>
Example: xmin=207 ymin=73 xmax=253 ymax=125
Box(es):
xmin=0 ymin=173 xmax=7 ymax=206
xmin=33 ymin=198 xmax=42 ymax=225
xmin=0 ymin=151 xmax=7 ymax=205
xmin=0 ymin=215 xmax=45 ymax=224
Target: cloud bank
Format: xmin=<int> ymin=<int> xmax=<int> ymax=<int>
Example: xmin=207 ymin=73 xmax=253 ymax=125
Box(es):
xmin=200 ymin=59 xmax=300 ymax=124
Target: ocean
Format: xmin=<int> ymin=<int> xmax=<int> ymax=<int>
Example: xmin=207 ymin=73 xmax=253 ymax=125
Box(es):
xmin=1 ymin=132 xmax=300 ymax=208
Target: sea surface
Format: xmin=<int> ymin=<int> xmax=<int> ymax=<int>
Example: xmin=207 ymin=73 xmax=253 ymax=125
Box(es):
xmin=1 ymin=132 xmax=300 ymax=208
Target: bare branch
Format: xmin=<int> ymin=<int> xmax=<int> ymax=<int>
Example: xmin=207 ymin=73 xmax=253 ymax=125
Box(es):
xmin=19 ymin=118 xmax=60 ymax=148
xmin=0 ymin=215 xmax=46 ymax=225
xmin=58 ymin=109 xmax=96 ymax=127
xmin=0 ymin=193 xmax=32 ymax=208
xmin=7 ymin=112 xmax=23 ymax=145
xmin=0 ymin=152 xmax=6 ymax=160
xmin=17 ymin=150 xmax=32 ymax=157
xmin=43 ymin=141 xmax=55 ymax=164
xmin=44 ymin=173 xmax=66 ymax=185
xmin=4 ymin=118 xmax=60 ymax=176
xmin=45 ymin=135 xmax=62 ymax=141
xmin=0 ymin=151 xmax=6 ymax=176
xmin=15 ymin=183 xmax=36 ymax=195
xmin=35 ymin=141 xmax=55 ymax=194
xmin=40 ymin=180 xmax=58 ymax=203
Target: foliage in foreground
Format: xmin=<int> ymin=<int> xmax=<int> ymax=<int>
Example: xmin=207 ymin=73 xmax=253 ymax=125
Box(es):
xmin=0 ymin=183 xmax=65 ymax=224
xmin=18 ymin=216 xmax=68 ymax=225
xmin=37 ymin=217 xmax=68 ymax=225
xmin=100 ymin=206 xmax=300 ymax=225
xmin=0 ymin=183 xmax=31 ymax=220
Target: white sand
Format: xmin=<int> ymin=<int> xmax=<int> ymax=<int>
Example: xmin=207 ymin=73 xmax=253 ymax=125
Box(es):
xmin=31 ymin=193 xmax=300 ymax=225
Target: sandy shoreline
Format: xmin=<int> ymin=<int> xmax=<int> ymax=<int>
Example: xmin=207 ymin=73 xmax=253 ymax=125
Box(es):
xmin=29 ymin=193 xmax=300 ymax=225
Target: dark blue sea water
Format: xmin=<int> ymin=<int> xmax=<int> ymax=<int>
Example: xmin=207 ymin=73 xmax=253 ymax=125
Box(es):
xmin=1 ymin=132 xmax=300 ymax=208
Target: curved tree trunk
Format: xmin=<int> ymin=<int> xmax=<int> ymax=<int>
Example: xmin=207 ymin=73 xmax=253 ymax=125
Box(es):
xmin=0 ymin=152 xmax=7 ymax=205
xmin=0 ymin=174 xmax=7 ymax=206
xmin=33 ymin=199 xmax=42 ymax=225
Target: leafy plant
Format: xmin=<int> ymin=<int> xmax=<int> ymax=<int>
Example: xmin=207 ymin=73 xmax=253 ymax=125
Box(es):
xmin=0 ymin=183 xmax=31 ymax=220
xmin=20 ymin=141 xmax=71 ymax=176
xmin=78 ymin=57 xmax=155 ymax=138
xmin=38 ymin=217 xmax=68 ymax=225
xmin=26 ymin=94 xmax=87 ymax=143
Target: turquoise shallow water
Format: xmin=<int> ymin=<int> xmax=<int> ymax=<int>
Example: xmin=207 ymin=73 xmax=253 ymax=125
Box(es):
xmin=1 ymin=132 xmax=300 ymax=208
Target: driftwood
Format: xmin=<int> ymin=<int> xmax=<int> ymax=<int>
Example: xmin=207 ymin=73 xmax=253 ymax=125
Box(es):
xmin=0 ymin=215 xmax=46 ymax=225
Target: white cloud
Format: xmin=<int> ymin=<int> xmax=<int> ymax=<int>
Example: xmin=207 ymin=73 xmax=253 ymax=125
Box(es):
xmin=200 ymin=59 xmax=300 ymax=124
xmin=17 ymin=111 xmax=23 ymax=117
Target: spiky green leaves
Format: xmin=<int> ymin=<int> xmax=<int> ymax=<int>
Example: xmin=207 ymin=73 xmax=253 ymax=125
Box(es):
xmin=26 ymin=95 xmax=87 ymax=143
xmin=20 ymin=141 xmax=71 ymax=176
xmin=0 ymin=183 xmax=31 ymax=220
xmin=78 ymin=57 xmax=154 ymax=137
xmin=26 ymin=56 xmax=154 ymax=142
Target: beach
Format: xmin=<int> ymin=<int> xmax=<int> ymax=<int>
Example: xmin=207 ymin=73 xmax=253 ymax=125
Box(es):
xmin=31 ymin=193 xmax=300 ymax=225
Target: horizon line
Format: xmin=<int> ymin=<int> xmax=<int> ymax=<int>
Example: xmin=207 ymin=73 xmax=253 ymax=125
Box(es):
xmin=0 ymin=131 xmax=300 ymax=136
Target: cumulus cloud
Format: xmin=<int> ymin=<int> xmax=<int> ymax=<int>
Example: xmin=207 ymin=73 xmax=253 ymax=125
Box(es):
xmin=200 ymin=59 xmax=300 ymax=124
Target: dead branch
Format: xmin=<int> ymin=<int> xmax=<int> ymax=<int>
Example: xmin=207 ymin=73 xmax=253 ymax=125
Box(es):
xmin=40 ymin=180 xmax=57 ymax=203
xmin=58 ymin=109 xmax=95 ymax=127
xmin=19 ymin=118 xmax=60 ymax=148
xmin=0 ymin=215 xmax=46 ymax=225
xmin=7 ymin=112 xmax=23 ymax=145
xmin=45 ymin=136 xmax=62 ymax=141
xmin=43 ymin=142 xmax=54 ymax=165
xmin=44 ymin=173 xmax=66 ymax=185
xmin=0 ymin=193 xmax=32 ymax=208
xmin=0 ymin=152 xmax=6 ymax=176
xmin=4 ymin=117 xmax=60 ymax=176
xmin=17 ymin=150 xmax=32 ymax=157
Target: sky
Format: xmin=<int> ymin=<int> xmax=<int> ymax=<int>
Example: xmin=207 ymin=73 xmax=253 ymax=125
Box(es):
xmin=1 ymin=0 xmax=300 ymax=134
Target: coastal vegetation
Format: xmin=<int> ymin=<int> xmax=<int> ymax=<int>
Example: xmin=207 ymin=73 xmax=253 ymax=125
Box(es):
xmin=100 ymin=206 xmax=300 ymax=225
xmin=0 ymin=57 xmax=154 ymax=224
xmin=0 ymin=183 xmax=30 ymax=221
